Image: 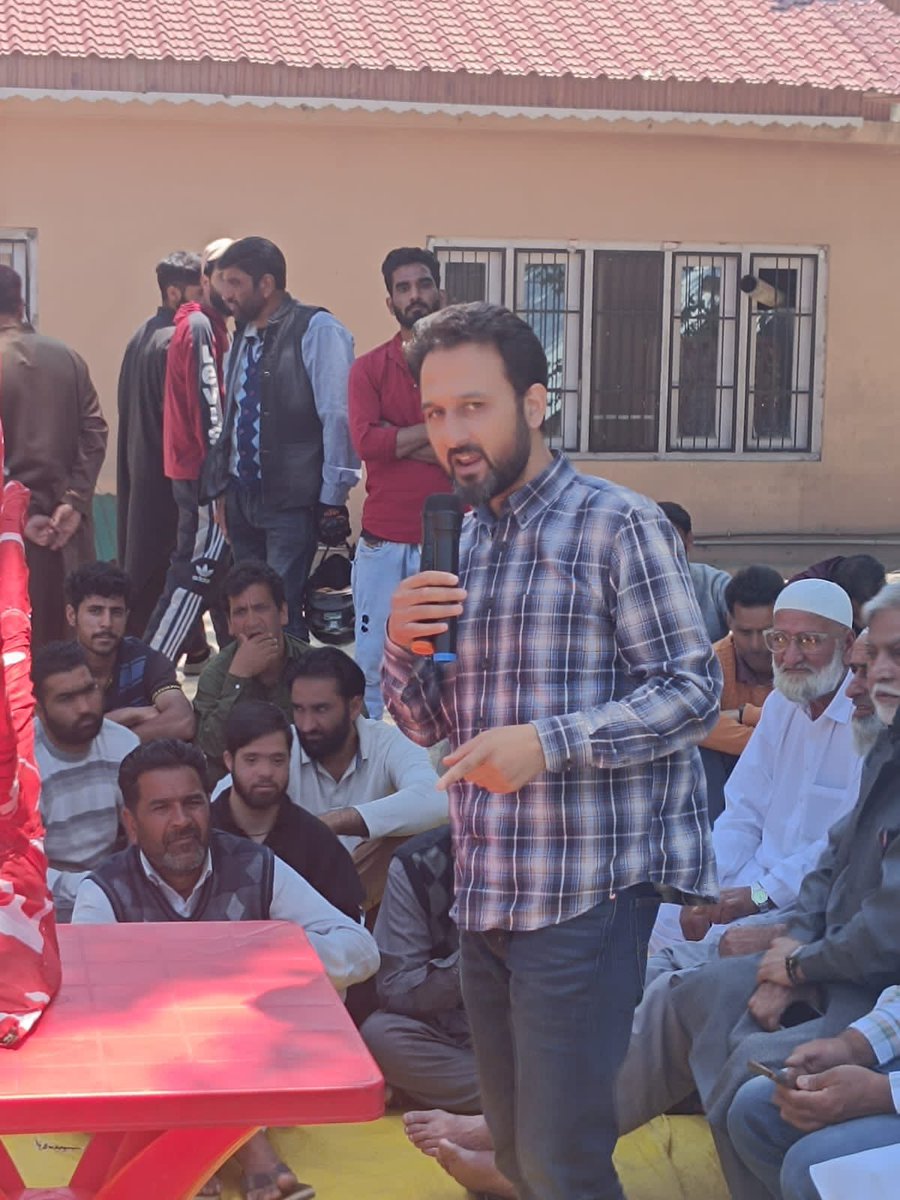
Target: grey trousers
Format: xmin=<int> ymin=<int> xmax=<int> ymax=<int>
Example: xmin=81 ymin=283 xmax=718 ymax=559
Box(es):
xmin=360 ymin=1010 xmax=481 ymax=1114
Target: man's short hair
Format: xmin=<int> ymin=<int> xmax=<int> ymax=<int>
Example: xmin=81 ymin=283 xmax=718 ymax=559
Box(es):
xmin=31 ymin=641 xmax=89 ymax=704
xmin=0 ymin=265 xmax=23 ymax=316
xmin=222 ymin=560 xmax=286 ymax=611
xmin=285 ymin=646 xmax=365 ymax=701
xmin=224 ymin=701 xmax=292 ymax=758
xmin=864 ymin=580 xmax=900 ymax=624
xmin=118 ymin=739 xmax=208 ymax=812
xmin=658 ymin=502 xmax=692 ymax=538
xmin=217 ymin=237 xmax=287 ymax=291
xmin=64 ymin=561 xmax=132 ymax=610
xmin=381 ymin=247 xmax=441 ymax=293
xmin=405 ymin=302 xmax=548 ymax=399
xmin=834 ymin=555 xmax=886 ymax=609
xmin=155 ymin=252 xmax=202 ymax=302
xmin=725 ymin=566 xmax=785 ymax=615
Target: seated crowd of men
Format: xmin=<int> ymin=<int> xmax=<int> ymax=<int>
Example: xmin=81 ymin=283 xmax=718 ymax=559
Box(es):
xmin=33 ymin=553 xmax=450 ymax=1200
xmin=29 ymin=503 xmax=897 ymax=1200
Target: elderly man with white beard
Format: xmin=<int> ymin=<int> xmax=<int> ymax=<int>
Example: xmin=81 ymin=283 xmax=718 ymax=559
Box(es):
xmin=649 ymin=578 xmax=862 ymax=956
xmin=606 ymin=581 xmax=900 ymax=1200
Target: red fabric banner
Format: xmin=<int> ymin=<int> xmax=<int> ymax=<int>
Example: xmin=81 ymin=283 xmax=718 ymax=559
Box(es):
xmin=0 ymin=409 xmax=61 ymax=1047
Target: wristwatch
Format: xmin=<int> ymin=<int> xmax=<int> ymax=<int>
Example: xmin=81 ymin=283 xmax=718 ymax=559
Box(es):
xmin=750 ymin=881 xmax=774 ymax=913
xmin=785 ymin=949 xmax=805 ymax=986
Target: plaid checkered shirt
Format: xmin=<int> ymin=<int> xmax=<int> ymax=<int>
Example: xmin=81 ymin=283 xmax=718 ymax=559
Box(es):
xmin=382 ymin=453 xmax=722 ymax=933
xmin=849 ymin=985 xmax=900 ymax=1113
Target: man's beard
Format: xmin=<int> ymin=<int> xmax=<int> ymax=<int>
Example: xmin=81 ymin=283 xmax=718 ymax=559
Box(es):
xmin=391 ymin=296 xmax=441 ymax=330
xmin=774 ymin=645 xmax=847 ymax=705
xmin=157 ymin=826 xmax=207 ymax=874
xmin=42 ymin=710 xmax=103 ymax=747
xmin=852 ymin=713 xmax=884 ymax=756
xmin=297 ymin=707 xmax=353 ymax=762
xmin=449 ymin=414 xmax=532 ymax=508
xmin=232 ymin=770 xmax=284 ymax=811
xmin=208 ymin=286 xmax=231 ymax=317
xmin=872 ymin=694 xmax=900 ymax=729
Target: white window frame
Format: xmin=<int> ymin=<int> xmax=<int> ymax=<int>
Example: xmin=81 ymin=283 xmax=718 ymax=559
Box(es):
xmin=0 ymin=228 xmax=38 ymax=326
xmin=430 ymin=237 xmax=827 ymax=462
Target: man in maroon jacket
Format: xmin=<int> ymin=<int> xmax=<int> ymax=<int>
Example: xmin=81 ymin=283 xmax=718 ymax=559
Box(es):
xmin=144 ymin=239 xmax=233 ymax=663
xmin=348 ymin=248 xmax=452 ymax=717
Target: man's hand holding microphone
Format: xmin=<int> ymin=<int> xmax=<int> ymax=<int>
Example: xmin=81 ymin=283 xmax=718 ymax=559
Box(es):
xmin=386 ymin=493 xmax=547 ymax=795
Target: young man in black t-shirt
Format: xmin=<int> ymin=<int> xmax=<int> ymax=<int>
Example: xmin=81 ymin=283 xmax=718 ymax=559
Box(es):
xmin=65 ymin=562 xmax=196 ymax=743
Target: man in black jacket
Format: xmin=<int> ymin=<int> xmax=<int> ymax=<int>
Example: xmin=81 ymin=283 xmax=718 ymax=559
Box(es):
xmin=208 ymin=238 xmax=360 ymax=641
xmin=116 ymin=253 xmax=202 ymax=636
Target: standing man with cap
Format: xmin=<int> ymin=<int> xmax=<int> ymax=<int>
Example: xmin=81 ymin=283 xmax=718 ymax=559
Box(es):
xmin=348 ymin=248 xmax=452 ymax=717
xmin=145 ymin=238 xmax=234 ymax=664
xmin=117 ymin=252 xmax=203 ymax=636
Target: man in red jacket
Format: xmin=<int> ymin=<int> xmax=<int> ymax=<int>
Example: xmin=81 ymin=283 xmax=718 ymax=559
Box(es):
xmin=348 ymin=248 xmax=451 ymax=717
xmin=144 ymin=239 xmax=234 ymax=664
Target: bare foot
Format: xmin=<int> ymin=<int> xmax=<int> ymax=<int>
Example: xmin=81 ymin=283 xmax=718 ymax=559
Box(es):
xmin=403 ymin=1110 xmax=493 ymax=1156
xmin=436 ymin=1140 xmax=515 ymax=1199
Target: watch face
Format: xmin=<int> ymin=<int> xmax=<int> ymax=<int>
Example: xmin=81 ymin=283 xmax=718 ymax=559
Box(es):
xmin=751 ymin=885 xmax=768 ymax=908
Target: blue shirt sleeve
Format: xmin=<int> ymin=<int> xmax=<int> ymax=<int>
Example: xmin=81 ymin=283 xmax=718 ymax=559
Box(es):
xmin=301 ymin=311 xmax=361 ymax=506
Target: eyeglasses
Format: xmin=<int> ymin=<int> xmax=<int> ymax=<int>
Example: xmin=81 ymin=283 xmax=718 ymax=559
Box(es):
xmin=763 ymin=630 xmax=840 ymax=653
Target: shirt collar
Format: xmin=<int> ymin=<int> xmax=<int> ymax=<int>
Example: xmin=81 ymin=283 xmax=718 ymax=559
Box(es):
xmin=386 ymin=331 xmax=411 ymax=366
xmin=814 ymin=671 xmax=855 ymax=725
xmin=472 ymin=451 xmax=575 ymax=532
xmin=138 ymin=849 xmax=213 ymax=910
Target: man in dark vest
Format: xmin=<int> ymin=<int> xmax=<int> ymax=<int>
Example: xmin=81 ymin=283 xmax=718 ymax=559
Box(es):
xmin=72 ymin=737 xmax=379 ymax=1200
xmin=206 ymin=237 xmax=360 ymax=641
xmin=361 ymin=826 xmax=478 ymax=1114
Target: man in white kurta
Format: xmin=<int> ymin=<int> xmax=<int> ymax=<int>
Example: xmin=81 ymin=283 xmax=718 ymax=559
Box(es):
xmin=651 ymin=578 xmax=862 ymax=954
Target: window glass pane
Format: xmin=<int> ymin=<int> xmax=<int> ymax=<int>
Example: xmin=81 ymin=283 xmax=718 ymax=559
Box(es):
xmin=668 ymin=253 xmax=739 ymax=451
xmin=589 ymin=251 xmax=663 ymax=452
xmin=744 ymin=255 xmax=817 ymax=452
xmin=0 ymin=233 xmax=35 ymax=325
xmin=435 ymin=248 xmax=505 ymax=305
xmin=514 ymin=250 xmax=582 ymax=451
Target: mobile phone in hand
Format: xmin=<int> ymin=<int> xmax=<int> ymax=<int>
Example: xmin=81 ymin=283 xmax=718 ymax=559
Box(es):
xmin=747 ymin=1059 xmax=797 ymax=1088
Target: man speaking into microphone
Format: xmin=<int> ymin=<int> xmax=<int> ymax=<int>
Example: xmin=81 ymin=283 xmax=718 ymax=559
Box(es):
xmin=383 ymin=303 xmax=722 ymax=1200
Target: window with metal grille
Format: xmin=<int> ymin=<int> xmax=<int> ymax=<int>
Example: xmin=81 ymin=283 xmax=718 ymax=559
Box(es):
xmin=0 ymin=229 xmax=37 ymax=325
xmin=432 ymin=240 xmax=824 ymax=459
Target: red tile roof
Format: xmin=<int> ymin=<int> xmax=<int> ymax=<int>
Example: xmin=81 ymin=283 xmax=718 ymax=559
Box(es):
xmin=2 ymin=0 xmax=899 ymax=95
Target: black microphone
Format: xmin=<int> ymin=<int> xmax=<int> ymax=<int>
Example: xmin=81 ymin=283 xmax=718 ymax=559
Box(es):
xmin=420 ymin=493 xmax=464 ymax=663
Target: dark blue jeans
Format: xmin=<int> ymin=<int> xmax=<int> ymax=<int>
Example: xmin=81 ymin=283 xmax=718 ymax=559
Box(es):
xmin=460 ymin=889 xmax=659 ymax=1200
xmin=225 ymin=479 xmax=316 ymax=641
xmin=728 ymin=1071 xmax=900 ymax=1200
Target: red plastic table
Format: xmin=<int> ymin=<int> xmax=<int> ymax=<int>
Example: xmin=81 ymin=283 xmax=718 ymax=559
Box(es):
xmin=0 ymin=921 xmax=384 ymax=1200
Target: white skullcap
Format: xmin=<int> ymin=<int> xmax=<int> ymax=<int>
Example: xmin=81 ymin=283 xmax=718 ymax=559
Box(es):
xmin=773 ymin=578 xmax=852 ymax=629
xmin=201 ymin=238 xmax=234 ymax=270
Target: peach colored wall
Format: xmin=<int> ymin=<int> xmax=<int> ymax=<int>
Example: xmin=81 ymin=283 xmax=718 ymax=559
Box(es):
xmin=1 ymin=99 xmax=898 ymax=540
